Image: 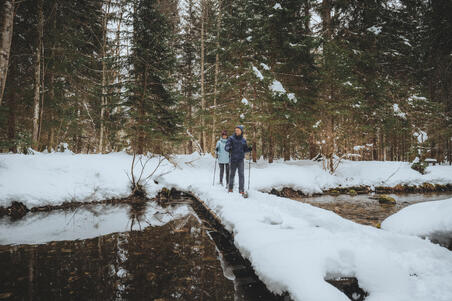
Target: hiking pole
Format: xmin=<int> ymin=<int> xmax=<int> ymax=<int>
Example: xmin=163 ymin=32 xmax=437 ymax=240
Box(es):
xmin=213 ymin=156 xmax=218 ymax=186
xmin=248 ymin=152 xmax=251 ymax=191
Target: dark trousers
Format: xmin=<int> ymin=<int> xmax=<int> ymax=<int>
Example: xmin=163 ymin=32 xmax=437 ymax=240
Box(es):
xmin=229 ymin=160 xmax=244 ymax=192
xmin=219 ymin=163 xmax=229 ymax=184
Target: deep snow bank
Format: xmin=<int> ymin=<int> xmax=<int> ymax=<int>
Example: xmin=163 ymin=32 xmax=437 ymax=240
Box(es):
xmin=0 ymin=152 xmax=169 ymax=208
xmin=381 ymin=198 xmax=452 ymax=236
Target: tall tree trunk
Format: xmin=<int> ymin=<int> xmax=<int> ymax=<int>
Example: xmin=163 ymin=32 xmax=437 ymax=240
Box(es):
xmin=0 ymin=0 xmax=15 ymax=106
xmin=137 ymin=69 xmax=148 ymax=154
xmin=283 ymin=132 xmax=290 ymax=161
xmin=38 ymin=38 xmax=45 ymax=149
xmin=268 ymin=125 xmax=274 ymax=163
xmin=211 ymin=0 xmax=222 ymax=154
xmin=321 ymin=0 xmax=334 ymax=172
xmin=32 ymin=0 xmax=43 ymax=149
xmin=304 ymin=0 xmax=311 ymax=34
xmin=200 ymin=0 xmax=206 ymax=152
xmin=47 ymin=72 xmax=55 ymax=152
xmin=99 ymin=0 xmax=111 ymax=153
xmin=309 ymin=134 xmax=317 ymax=159
xmin=252 ymin=124 xmax=257 ymax=162
xmin=76 ymin=101 xmax=82 ymax=153
xmin=7 ymin=91 xmax=16 ymax=152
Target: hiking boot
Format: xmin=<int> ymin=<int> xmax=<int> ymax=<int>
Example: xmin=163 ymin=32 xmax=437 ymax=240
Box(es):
xmin=228 ymin=189 xmax=233 ymax=193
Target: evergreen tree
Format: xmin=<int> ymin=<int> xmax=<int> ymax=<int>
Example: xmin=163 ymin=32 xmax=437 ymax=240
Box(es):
xmin=126 ymin=0 xmax=180 ymax=154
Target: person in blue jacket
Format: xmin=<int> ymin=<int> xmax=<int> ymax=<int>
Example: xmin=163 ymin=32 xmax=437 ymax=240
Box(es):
xmin=225 ymin=125 xmax=252 ymax=194
xmin=215 ymin=130 xmax=230 ymax=186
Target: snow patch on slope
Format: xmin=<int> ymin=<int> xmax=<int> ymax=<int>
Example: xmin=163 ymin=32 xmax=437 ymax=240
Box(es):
xmin=381 ymin=198 xmax=452 ymax=236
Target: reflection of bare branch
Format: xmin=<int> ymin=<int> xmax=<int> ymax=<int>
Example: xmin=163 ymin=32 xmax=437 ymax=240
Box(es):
xmin=145 ymin=207 xmax=174 ymax=227
xmin=130 ymin=152 xmax=136 ymax=187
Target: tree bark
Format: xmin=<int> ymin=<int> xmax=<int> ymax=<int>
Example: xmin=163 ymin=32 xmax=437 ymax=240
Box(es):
xmin=38 ymin=35 xmax=45 ymax=149
xmin=7 ymin=90 xmax=16 ymax=152
xmin=252 ymin=125 xmax=257 ymax=162
xmin=200 ymin=0 xmax=206 ymax=152
xmin=0 ymin=0 xmax=15 ymax=106
xmin=283 ymin=132 xmax=290 ymax=161
xmin=137 ymin=68 xmax=148 ymax=154
xmin=268 ymin=125 xmax=274 ymax=163
xmin=99 ymin=0 xmax=111 ymax=153
xmin=32 ymin=0 xmax=43 ymax=150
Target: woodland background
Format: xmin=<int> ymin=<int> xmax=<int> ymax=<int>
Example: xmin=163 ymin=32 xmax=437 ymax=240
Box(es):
xmin=0 ymin=0 xmax=451 ymax=169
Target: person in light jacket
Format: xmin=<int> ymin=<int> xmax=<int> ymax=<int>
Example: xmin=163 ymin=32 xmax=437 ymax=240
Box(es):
xmin=215 ymin=130 xmax=230 ymax=186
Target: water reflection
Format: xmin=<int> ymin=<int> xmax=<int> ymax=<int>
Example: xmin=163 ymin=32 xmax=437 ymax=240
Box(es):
xmin=0 ymin=202 xmax=190 ymax=245
xmin=0 ymin=203 xmax=235 ymax=300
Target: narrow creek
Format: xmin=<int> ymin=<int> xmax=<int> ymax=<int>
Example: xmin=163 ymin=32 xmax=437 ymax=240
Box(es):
xmin=0 ymin=195 xmax=288 ymax=301
xmin=282 ymin=190 xmax=452 ymax=250
xmin=2 ymin=191 xmax=450 ymax=301
xmin=292 ymin=192 xmax=452 ymax=227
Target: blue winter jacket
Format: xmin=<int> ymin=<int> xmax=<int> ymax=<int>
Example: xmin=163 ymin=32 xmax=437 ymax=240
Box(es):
xmin=225 ymin=131 xmax=251 ymax=163
xmin=215 ymin=138 xmax=229 ymax=164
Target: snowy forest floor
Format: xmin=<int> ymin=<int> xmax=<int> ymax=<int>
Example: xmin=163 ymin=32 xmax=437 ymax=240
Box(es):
xmin=1 ymin=151 xmax=452 ymax=301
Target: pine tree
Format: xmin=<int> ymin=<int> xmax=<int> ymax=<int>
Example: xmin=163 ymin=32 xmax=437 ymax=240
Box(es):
xmin=126 ymin=0 xmax=180 ymax=154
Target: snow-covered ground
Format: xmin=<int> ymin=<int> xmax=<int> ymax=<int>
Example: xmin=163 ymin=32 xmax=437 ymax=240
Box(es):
xmin=381 ymin=198 xmax=452 ymax=236
xmin=1 ymin=152 xmax=452 ymax=301
xmin=1 ymin=152 xmax=451 ymax=208
xmin=253 ymin=158 xmax=452 ymax=194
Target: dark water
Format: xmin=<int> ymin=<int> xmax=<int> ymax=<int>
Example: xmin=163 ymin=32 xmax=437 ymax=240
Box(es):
xmin=0 ymin=200 xmax=283 ymax=301
xmin=4 ymin=193 xmax=448 ymax=301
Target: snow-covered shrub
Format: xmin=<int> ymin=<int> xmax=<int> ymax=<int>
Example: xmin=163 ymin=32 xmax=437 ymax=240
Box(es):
xmin=128 ymin=153 xmax=166 ymax=196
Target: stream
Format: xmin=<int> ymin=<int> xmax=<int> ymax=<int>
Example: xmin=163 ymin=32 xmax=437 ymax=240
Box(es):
xmin=292 ymin=192 xmax=452 ymax=250
xmin=0 ymin=197 xmax=287 ymax=301
xmin=1 ymin=192 xmax=451 ymax=300
xmin=294 ymin=192 xmax=452 ymax=227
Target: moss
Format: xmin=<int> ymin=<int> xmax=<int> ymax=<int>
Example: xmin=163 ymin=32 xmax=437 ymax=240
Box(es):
xmin=159 ymin=187 xmax=171 ymax=198
xmin=378 ymin=195 xmax=396 ymax=205
xmin=348 ymin=189 xmax=358 ymax=196
xmin=329 ymin=189 xmax=340 ymax=196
